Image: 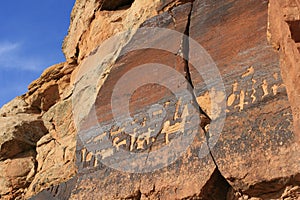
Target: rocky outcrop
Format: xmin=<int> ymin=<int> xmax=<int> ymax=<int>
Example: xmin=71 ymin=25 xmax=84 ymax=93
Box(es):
xmin=62 ymin=0 xmax=161 ymax=64
xmin=268 ymin=0 xmax=300 ymax=143
xmin=0 ymin=62 xmax=77 ymax=199
xmin=0 ymin=0 xmax=299 ymax=199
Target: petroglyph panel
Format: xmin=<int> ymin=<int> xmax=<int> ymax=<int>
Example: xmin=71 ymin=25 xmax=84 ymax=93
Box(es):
xmin=189 ymin=0 xmax=299 ymax=193
xmin=196 ymin=65 xmax=287 ymax=115
xmin=76 ymin=94 xmax=201 ymax=172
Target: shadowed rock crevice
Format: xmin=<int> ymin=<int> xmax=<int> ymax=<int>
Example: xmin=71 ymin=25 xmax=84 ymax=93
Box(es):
xmin=101 ymin=0 xmax=135 ymax=11
xmin=0 ymin=117 xmax=48 ymax=161
xmin=286 ymin=20 xmax=300 ymax=53
xmin=225 ymin=174 xmax=300 ymax=199
xmin=241 ymin=173 xmax=300 ymax=199
xmin=199 ymin=168 xmax=231 ymax=200
xmin=286 ymin=20 xmax=300 ymax=43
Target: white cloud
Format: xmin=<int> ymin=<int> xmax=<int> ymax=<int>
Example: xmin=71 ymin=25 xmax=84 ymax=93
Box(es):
xmin=0 ymin=41 xmax=44 ymax=72
xmin=0 ymin=42 xmax=19 ymax=55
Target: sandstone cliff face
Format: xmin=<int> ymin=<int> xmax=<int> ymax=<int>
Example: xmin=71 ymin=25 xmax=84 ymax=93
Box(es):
xmin=268 ymin=0 xmax=300 ymax=144
xmin=0 ymin=0 xmax=300 ymax=200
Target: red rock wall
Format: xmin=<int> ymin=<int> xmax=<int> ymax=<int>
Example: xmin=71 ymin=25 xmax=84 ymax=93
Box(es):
xmin=0 ymin=0 xmax=299 ymax=199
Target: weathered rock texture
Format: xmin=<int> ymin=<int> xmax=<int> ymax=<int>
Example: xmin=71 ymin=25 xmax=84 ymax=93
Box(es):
xmin=0 ymin=0 xmax=299 ymax=199
xmin=268 ymin=0 xmax=300 ymax=143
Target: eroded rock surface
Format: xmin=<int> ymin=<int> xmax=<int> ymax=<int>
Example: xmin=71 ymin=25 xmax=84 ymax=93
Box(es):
xmin=0 ymin=0 xmax=299 ymax=199
xmin=268 ymin=0 xmax=300 ymax=142
xmin=189 ymin=0 xmax=300 ymax=198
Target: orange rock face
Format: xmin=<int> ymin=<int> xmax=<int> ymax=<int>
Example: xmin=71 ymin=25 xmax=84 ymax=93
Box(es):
xmin=0 ymin=0 xmax=299 ymax=199
xmin=268 ymin=0 xmax=300 ymax=143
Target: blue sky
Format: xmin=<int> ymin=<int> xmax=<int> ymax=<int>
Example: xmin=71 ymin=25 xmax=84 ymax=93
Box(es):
xmin=0 ymin=0 xmax=75 ymax=107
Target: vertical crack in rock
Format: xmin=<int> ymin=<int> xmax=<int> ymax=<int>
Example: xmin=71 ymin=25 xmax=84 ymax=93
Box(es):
xmin=181 ymin=1 xmax=211 ymax=130
xmin=181 ymin=0 xmax=213 ymax=156
xmin=181 ymin=2 xmax=233 ymax=197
